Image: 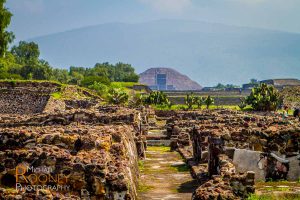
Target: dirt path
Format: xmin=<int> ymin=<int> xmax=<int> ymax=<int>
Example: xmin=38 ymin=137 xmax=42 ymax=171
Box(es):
xmin=138 ymin=146 xmax=198 ymax=200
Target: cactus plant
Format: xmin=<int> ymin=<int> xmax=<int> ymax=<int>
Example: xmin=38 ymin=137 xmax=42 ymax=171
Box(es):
xmin=185 ymin=93 xmax=195 ymax=110
xmin=238 ymin=98 xmax=247 ymax=110
xmin=194 ymin=96 xmax=204 ymax=109
xmin=107 ymin=88 xmax=129 ymax=105
xmin=143 ymin=91 xmax=169 ymax=105
xmin=245 ymin=83 xmax=280 ymax=111
xmin=204 ymin=95 xmax=214 ymax=109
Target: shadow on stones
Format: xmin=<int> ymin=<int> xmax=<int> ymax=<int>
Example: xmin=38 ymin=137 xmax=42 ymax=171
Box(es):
xmin=176 ymin=179 xmax=199 ymax=193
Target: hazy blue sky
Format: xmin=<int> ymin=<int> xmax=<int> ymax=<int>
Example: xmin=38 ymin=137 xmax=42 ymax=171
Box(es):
xmin=7 ymin=0 xmax=300 ymax=40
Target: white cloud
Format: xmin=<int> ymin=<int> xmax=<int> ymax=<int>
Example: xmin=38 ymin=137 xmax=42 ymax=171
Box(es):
xmin=138 ymin=0 xmax=192 ymax=13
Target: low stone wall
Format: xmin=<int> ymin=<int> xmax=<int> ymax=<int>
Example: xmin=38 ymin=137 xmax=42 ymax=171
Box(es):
xmin=65 ymin=100 xmax=97 ymax=110
xmin=166 ymin=109 xmax=300 ymax=199
xmin=168 ymin=96 xmax=242 ymax=105
xmin=0 ymin=124 xmax=140 ymax=199
xmin=0 ymin=81 xmax=62 ymax=115
xmin=0 ymin=89 xmax=51 ymax=114
xmin=0 ymin=81 xmax=148 ymax=200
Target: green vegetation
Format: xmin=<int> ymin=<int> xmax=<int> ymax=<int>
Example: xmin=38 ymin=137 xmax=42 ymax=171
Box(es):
xmin=204 ymin=95 xmax=214 ymax=109
xmin=107 ymin=88 xmax=129 ymax=105
xmin=0 ymin=41 xmax=139 ymax=97
xmin=153 ymin=104 xmax=240 ymax=111
xmin=143 ymin=91 xmax=169 ymax=105
xmin=247 ymin=194 xmax=300 ymax=200
xmin=138 ymin=160 xmax=145 ymax=171
xmin=1 ymin=41 xmax=139 ymax=84
xmin=185 ymin=93 xmax=195 ymax=110
xmin=245 ymin=83 xmax=281 ymax=111
xmin=239 ymin=98 xmax=247 ymax=110
xmin=214 ymin=83 xmax=240 ymax=90
xmin=147 ymin=146 xmax=170 ymax=152
xmin=0 ymin=0 xmax=14 ymax=57
xmin=184 ymin=93 xmax=214 ymax=110
xmin=171 ymin=164 xmax=189 ymax=172
xmin=137 ymin=181 xmax=154 ymax=193
xmin=194 ymin=96 xmax=204 ymax=109
xmin=51 ymin=92 xmax=62 ymax=99
xmin=0 ymin=1 xmax=140 ymax=105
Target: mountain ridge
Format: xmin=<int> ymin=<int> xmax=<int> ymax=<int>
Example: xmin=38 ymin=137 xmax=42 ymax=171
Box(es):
xmin=28 ymin=19 xmax=300 ymax=86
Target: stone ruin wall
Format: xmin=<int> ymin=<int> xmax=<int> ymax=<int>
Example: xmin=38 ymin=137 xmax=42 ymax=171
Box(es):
xmin=0 ymin=82 xmax=60 ymax=115
xmin=163 ymin=110 xmax=300 ymax=199
xmin=0 ymin=82 xmax=100 ymax=115
xmin=0 ymin=106 xmax=148 ymax=199
xmin=0 ymin=88 xmax=51 ymax=114
xmin=0 ymin=82 xmax=148 ymax=199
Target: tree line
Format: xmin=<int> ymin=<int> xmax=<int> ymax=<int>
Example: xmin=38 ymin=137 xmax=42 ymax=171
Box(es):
xmin=0 ymin=0 xmax=139 ymax=89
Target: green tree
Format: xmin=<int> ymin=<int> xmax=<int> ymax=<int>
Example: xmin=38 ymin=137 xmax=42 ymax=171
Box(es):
xmin=9 ymin=41 xmax=53 ymax=80
xmin=204 ymin=96 xmax=214 ymax=109
xmin=114 ymin=62 xmax=139 ymax=82
xmin=50 ymin=69 xmax=69 ymax=83
xmin=11 ymin=41 xmax=40 ymax=65
xmin=19 ymin=60 xmax=52 ymax=80
xmin=0 ymin=0 xmax=15 ymax=57
xmin=68 ymin=71 xmax=84 ymax=85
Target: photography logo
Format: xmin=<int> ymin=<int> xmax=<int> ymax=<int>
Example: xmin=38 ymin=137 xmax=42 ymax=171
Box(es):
xmin=15 ymin=164 xmax=70 ymax=192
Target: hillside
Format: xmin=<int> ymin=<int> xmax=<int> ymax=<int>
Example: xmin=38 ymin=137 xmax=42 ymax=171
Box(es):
xmin=139 ymin=68 xmax=202 ymax=90
xmin=29 ymin=19 xmax=300 ymax=86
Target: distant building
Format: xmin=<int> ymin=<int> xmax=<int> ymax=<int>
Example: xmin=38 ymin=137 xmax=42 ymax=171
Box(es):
xmin=201 ymin=87 xmax=223 ymax=92
xmin=156 ymin=74 xmax=167 ymax=90
xmin=260 ymin=79 xmax=300 ymax=89
xmin=139 ymin=68 xmax=202 ymax=91
xmin=167 ymin=85 xmax=176 ymax=90
xmin=149 ymin=72 xmax=176 ymax=91
xmin=242 ymin=83 xmax=259 ymax=90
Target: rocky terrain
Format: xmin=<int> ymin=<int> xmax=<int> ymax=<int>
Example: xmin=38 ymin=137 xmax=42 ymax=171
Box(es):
xmin=281 ymin=86 xmax=300 ymax=108
xmin=160 ymin=109 xmax=300 ymax=199
xmin=0 ymin=81 xmax=148 ymax=200
xmin=1 ymin=81 xmax=300 ymax=200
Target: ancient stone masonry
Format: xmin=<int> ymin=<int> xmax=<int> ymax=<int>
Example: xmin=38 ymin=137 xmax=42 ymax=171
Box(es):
xmin=0 ymin=81 xmax=60 ymax=115
xmin=0 ymin=82 xmax=148 ymax=200
xmin=0 ymin=124 xmax=141 ymax=199
xmin=162 ymin=109 xmax=300 ymax=199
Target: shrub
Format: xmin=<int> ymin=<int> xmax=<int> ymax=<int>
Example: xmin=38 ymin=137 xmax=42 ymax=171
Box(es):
xmin=245 ymin=83 xmax=280 ymax=111
xmin=107 ymin=88 xmax=129 ymax=105
xmin=88 ymin=82 xmax=108 ymax=96
xmin=194 ymin=96 xmax=204 ymax=109
xmin=81 ymin=76 xmax=110 ymax=87
xmin=204 ymin=95 xmax=214 ymax=109
xmin=239 ymin=98 xmax=247 ymax=110
xmin=185 ymin=93 xmax=195 ymax=110
xmin=143 ymin=91 xmax=169 ymax=105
